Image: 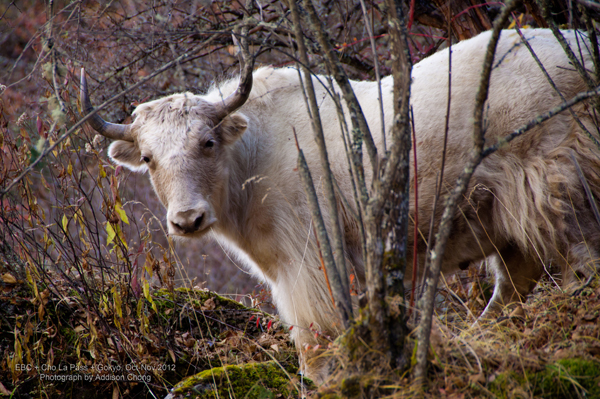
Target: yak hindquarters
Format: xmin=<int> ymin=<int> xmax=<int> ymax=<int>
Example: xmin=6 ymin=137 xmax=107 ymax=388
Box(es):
xmin=481 ymin=108 xmax=600 ymax=313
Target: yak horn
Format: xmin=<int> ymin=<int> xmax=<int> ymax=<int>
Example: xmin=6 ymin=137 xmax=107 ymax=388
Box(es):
xmin=214 ymin=28 xmax=255 ymax=121
xmin=80 ymin=68 xmax=133 ymax=142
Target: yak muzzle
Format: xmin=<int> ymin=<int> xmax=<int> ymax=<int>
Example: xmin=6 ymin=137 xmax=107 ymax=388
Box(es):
xmin=168 ymin=206 xmax=216 ymax=236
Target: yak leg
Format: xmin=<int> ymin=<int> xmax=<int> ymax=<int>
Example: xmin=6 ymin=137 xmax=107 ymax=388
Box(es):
xmin=481 ymin=245 xmax=542 ymax=318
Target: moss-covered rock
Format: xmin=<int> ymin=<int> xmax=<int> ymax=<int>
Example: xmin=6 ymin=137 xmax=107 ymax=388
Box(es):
xmin=167 ymin=360 xmax=315 ymax=399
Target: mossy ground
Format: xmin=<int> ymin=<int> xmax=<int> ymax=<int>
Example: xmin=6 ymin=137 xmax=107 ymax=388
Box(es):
xmin=0 ymin=268 xmax=299 ymax=398
xmin=168 ymin=360 xmax=315 ymax=399
xmin=488 ymin=358 xmax=600 ymax=398
xmin=312 ymin=273 xmax=600 ymax=398
xmin=3 ymin=260 xmax=600 ymax=399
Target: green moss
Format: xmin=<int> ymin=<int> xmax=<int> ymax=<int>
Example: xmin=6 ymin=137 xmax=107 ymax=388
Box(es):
xmin=533 ymin=358 xmax=600 ymax=398
xmin=340 ymin=376 xmax=362 ymax=397
xmin=488 ymin=370 xmax=519 ymax=399
xmin=169 ymin=361 xmax=314 ymax=399
xmin=317 ymin=394 xmax=342 ymax=399
xmin=153 ymin=288 xmax=261 ymax=314
xmin=489 ymin=358 xmax=600 ymax=399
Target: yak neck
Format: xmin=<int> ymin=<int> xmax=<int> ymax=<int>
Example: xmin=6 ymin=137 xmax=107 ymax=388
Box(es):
xmin=213 ymin=111 xmax=269 ymax=251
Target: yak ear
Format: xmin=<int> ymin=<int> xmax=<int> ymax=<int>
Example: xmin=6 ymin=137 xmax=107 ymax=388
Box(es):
xmin=218 ymin=114 xmax=248 ymax=145
xmin=108 ymin=141 xmax=148 ymax=172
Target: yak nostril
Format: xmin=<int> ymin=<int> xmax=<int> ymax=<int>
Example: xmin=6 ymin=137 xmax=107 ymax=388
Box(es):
xmin=170 ymin=208 xmax=210 ymax=234
xmin=193 ymin=215 xmax=204 ymax=230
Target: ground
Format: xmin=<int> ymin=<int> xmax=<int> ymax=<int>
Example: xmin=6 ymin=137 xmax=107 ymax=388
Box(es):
xmin=2 ymin=264 xmax=599 ymax=398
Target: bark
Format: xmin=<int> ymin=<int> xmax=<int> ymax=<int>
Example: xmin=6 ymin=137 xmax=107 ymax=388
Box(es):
xmin=379 ymin=0 xmax=413 ymax=367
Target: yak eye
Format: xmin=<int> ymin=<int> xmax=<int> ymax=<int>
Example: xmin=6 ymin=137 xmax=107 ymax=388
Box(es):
xmin=205 ymin=140 xmax=215 ymax=148
xmin=140 ymin=155 xmax=151 ymax=163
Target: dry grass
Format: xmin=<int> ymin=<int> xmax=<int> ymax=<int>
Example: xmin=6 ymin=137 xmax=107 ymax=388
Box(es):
xmin=313 ymin=271 xmax=600 ymax=398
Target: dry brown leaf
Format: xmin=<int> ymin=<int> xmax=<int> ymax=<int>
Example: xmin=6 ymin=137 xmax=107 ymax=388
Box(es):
xmin=1 ymin=273 xmax=17 ymax=284
xmin=202 ymin=297 xmax=216 ymax=311
xmin=0 ymin=381 xmax=11 ymax=395
xmin=468 ymin=373 xmax=486 ymax=385
xmin=509 ymin=304 xmax=525 ymax=319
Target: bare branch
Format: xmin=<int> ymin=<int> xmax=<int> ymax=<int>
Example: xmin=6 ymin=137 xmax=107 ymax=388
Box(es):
xmin=295 ymin=136 xmax=352 ymax=325
xmin=375 ymin=0 xmax=413 ymax=297
xmin=413 ymin=0 xmax=522 ymax=387
xmin=539 ymin=0 xmax=597 ymax=90
xmin=288 ymin=0 xmax=352 ymax=327
xmin=0 ymin=43 xmax=208 ymax=198
xmin=303 ymin=0 xmax=379 ymax=177
xmin=512 ymin=24 xmax=599 ymax=147
xmin=575 ymin=0 xmax=600 ymax=11
xmin=359 ymin=0 xmax=386 ymax=153
xmin=482 ymin=86 xmax=600 ymax=156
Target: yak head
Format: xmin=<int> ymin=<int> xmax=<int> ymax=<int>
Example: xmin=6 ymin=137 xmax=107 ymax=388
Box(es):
xmin=79 ymin=66 xmax=253 ymax=238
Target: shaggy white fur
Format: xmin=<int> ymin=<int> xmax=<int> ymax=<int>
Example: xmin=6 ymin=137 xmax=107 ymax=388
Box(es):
xmin=102 ymin=29 xmax=600 ymax=379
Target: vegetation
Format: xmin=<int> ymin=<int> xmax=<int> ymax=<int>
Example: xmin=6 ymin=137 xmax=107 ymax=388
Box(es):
xmin=1 ymin=0 xmax=600 ymax=398
xmin=0 ymin=272 xmax=302 ymax=397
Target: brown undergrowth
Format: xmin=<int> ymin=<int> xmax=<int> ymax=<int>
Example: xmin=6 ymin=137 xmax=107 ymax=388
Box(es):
xmin=314 ymin=271 xmax=600 ymax=399
xmin=0 ymin=266 xmax=303 ymax=398
xmin=2 ymin=252 xmax=599 ymax=398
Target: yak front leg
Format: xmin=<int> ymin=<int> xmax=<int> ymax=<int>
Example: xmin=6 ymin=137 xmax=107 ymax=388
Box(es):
xmin=481 ymin=244 xmax=542 ymax=318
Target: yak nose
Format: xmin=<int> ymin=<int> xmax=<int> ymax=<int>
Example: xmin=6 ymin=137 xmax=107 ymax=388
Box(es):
xmin=169 ymin=208 xmax=208 ymax=234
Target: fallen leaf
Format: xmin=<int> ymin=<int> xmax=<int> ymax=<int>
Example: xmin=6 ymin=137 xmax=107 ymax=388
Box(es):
xmin=1 ymin=273 xmax=17 ymax=284
xmin=202 ymin=297 xmax=216 ymax=311
xmin=469 ymin=373 xmax=486 ymax=385
xmin=0 ymin=381 xmax=11 ymax=395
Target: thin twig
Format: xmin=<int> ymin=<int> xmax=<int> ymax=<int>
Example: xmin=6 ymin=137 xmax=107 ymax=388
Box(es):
xmin=359 ymin=0 xmax=386 ymax=153
xmin=513 ymin=24 xmax=599 ymax=148
xmin=570 ymin=150 xmax=600 ymax=229
xmin=482 ymin=86 xmax=600 ymax=157
xmin=0 ymin=42 xmax=209 ymax=198
xmin=288 ymin=1 xmax=352 ymax=326
xmin=410 ymin=106 xmax=419 ymax=313
xmin=303 ymin=0 xmax=379 ymax=178
xmin=296 ymin=142 xmax=349 ymax=321
xmin=579 ymin=3 xmax=600 ymax=120
xmin=312 ymin=225 xmax=336 ymax=307
xmin=422 ymin=10 xmax=454 ymax=299
xmin=575 ymin=0 xmax=600 ymax=11
xmin=414 ymin=0 xmax=521 ymax=387
xmin=539 ymin=0 xmax=596 ymax=90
